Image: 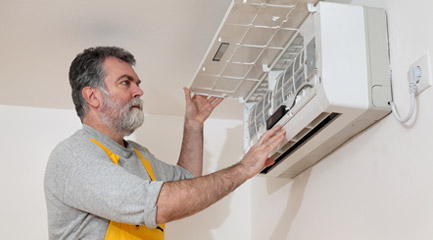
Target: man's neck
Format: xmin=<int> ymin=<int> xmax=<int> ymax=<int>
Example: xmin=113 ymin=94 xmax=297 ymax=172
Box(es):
xmin=83 ymin=117 xmax=126 ymax=147
xmin=97 ymin=128 xmax=126 ymax=147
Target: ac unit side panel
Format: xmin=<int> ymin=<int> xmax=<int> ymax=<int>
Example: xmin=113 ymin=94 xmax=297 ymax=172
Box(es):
xmin=364 ymin=7 xmax=392 ymax=110
xmin=318 ymin=3 xmax=370 ymax=110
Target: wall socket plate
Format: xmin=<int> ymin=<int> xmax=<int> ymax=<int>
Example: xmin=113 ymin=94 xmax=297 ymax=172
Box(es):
xmin=410 ymin=52 xmax=432 ymax=95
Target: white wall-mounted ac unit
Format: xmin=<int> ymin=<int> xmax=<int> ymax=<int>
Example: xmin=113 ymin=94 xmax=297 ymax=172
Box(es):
xmin=190 ymin=1 xmax=391 ymax=178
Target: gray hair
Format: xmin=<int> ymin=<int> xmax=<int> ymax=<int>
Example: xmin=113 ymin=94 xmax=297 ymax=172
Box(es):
xmin=69 ymin=46 xmax=136 ymax=121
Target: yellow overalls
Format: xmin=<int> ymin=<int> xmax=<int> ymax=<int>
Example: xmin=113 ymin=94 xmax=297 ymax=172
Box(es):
xmin=90 ymin=138 xmax=165 ymax=240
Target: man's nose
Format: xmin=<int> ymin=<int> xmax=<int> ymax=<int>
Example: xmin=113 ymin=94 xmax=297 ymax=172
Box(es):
xmin=132 ymin=83 xmax=143 ymax=98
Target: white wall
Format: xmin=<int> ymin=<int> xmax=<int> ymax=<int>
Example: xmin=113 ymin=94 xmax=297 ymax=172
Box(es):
xmin=0 ymin=105 xmax=81 ymax=239
xmin=0 ymin=105 xmax=246 ymax=239
xmin=250 ymin=0 xmax=433 ymax=239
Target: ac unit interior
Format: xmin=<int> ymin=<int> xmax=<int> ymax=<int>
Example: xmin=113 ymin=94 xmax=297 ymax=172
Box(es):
xmin=190 ymin=0 xmax=391 ymax=179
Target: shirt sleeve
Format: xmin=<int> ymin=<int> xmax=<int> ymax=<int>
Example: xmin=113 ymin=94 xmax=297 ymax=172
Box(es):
xmin=49 ymin=141 xmax=164 ymax=229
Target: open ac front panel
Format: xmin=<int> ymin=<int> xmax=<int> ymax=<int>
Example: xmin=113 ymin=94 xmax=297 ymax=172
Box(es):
xmin=190 ymin=1 xmax=391 ymax=179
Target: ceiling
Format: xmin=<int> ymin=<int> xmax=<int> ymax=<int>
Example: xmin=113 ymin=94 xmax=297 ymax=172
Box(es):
xmin=0 ymin=0 xmax=243 ymax=120
xmin=0 ymin=0 xmax=352 ymax=120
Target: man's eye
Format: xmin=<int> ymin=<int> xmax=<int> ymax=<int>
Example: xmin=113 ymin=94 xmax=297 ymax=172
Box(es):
xmin=121 ymin=81 xmax=130 ymax=86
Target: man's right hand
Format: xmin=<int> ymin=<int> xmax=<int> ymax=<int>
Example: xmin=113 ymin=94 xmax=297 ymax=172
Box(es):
xmin=239 ymin=125 xmax=286 ymax=179
xmin=156 ymin=125 xmax=286 ymax=225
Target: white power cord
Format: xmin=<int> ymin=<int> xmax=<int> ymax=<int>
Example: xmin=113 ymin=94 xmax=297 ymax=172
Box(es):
xmin=389 ymin=66 xmax=422 ymax=123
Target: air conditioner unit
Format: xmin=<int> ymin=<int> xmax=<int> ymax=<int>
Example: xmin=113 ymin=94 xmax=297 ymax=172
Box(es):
xmin=190 ymin=1 xmax=391 ymax=178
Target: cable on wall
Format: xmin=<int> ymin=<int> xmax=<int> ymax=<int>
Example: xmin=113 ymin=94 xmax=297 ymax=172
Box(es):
xmin=388 ymin=66 xmax=422 ymax=123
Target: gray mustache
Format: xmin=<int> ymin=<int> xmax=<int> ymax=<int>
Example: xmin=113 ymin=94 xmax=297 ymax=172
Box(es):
xmin=127 ymin=98 xmax=143 ymax=110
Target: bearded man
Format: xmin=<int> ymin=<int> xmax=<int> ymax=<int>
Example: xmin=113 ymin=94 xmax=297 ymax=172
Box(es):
xmin=44 ymin=46 xmax=285 ymax=240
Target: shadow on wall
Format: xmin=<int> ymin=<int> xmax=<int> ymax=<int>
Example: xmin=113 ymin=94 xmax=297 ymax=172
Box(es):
xmin=167 ymin=123 xmax=244 ymax=240
xmin=267 ymin=168 xmax=312 ymax=240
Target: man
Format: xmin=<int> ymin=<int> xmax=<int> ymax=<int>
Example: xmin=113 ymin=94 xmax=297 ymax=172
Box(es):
xmin=44 ymin=46 xmax=285 ymax=239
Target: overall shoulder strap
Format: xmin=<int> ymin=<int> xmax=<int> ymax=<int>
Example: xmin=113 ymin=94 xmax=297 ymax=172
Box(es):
xmin=133 ymin=148 xmax=157 ymax=181
xmin=90 ymin=138 xmax=120 ymax=164
xmin=90 ymin=138 xmax=157 ymax=181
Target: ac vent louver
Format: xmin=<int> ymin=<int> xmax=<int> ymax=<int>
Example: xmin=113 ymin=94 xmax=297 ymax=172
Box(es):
xmin=261 ymin=112 xmax=340 ymax=174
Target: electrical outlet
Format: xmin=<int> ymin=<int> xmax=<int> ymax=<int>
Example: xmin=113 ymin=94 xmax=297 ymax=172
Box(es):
xmin=410 ymin=53 xmax=432 ymax=95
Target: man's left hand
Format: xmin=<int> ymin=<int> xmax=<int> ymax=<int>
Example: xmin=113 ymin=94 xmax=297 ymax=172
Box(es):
xmin=183 ymin=87 xmax=223 ymax=126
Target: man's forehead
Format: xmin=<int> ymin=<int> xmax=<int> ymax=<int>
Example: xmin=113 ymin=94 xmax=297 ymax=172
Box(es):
xmin=103 ymin=57 xmax=138 ymax=78
xmin=103 ymin=56 xmax=131 ymax=67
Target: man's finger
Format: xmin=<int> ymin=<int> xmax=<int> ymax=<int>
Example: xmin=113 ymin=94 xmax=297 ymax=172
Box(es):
xmin=263 ymin=129 xmax=286 ymax=153
xmin=210 ymin=97 xmax=223 ymax=108
xmin=264 ymin=158 xmax=276 ymax=168
xmin=257 ymin=125 xmax=283 ymax=145
xmin=183 ymin=87 xmax=192 ymax=104
xmin=256 ymin=127 xmax=286 ymax=155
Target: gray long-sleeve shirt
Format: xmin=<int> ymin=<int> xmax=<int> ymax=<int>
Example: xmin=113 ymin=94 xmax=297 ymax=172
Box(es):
xmin=44 ymin=125 xmax=193 ymax=239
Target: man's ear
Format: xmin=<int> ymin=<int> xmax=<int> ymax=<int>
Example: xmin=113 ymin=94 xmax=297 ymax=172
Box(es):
xmin=82 ymin=86 xmax=102 ymax=108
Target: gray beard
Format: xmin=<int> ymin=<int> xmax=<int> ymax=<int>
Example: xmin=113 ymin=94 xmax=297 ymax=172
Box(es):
xmin=99 ymin=93 xmax=144 ymax=136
